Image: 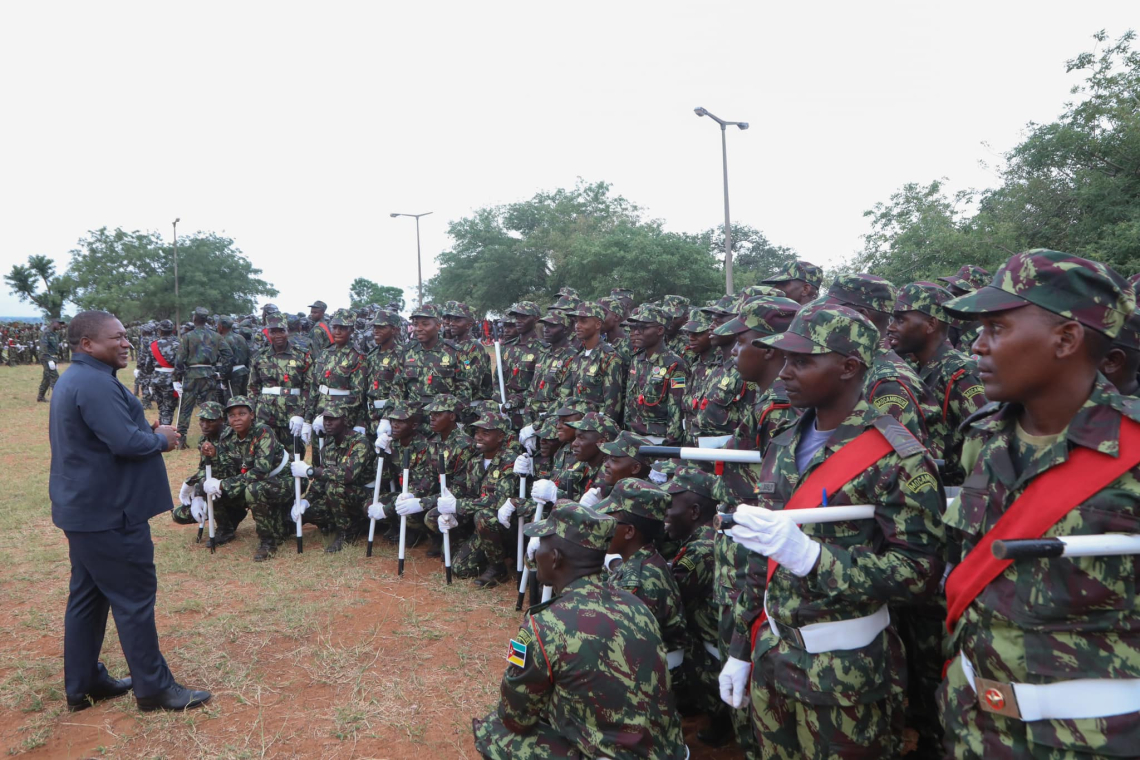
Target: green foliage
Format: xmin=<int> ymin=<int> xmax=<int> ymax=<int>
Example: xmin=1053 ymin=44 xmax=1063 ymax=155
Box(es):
xmin=67 ymin=227 xmax=278 ymax=323
xmin=701 ymin=223 xmax=798 ymax=289
xmin=349 ymin=278 xmax=405 ymax=311
xmin=4 ymin=255 xmax=72 ymax=319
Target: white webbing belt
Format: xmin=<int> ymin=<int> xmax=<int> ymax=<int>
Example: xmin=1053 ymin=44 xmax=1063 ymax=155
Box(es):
xmin=703 ymin=640 xmax=721 ymax=661
xmin=154 ymin=367 xmax=174 ymax=373
xmin=319 ymin=384 xmax=351 ymax=396
xmin=666 ymin=649 xmax=684 ymax=670
xmin=373 ymin=399 xmax=388 ymax=409
xmin=261 ymin=387 xmax=300 ymax=396
xmin=267 ymin=450 xmax=290 ymax=478
xmin=232 ymin=364 xmax=247 ymax=371
xmin=766 ymin=598 xmax=890 ymax=654
xmin=645 ymin=435 xmax=665 ymax=445
xmin=697 ymin=435 xmax=732 ymax=449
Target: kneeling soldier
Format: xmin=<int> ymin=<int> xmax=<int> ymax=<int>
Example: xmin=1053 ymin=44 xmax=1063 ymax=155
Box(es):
xmin=173 ymin=402 xmax=227 ymax=526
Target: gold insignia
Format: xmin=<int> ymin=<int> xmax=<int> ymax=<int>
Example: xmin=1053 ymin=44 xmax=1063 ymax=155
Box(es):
xmin=904 ymin=473 xmax=938 ymax=494
xmin=493 ymin=470 xmax=500 ymax=478
xmin=441 ymin=355 xmax=450 ymax=365
xmin=872 ymin=394 xmax=908 ymax=410
xmin=963 ymin=385 xmax=985 ymax=401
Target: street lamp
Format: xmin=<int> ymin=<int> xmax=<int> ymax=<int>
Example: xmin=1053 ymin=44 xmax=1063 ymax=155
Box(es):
xmin=390 ymin=211 xmax=433 ymax=308
xmin=694 ymin=107 xmax=748 ymax=295
xmin=172 ymin=217 xmax=181 ymax=328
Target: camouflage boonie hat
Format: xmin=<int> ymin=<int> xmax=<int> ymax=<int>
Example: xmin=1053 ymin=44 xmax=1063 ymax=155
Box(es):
xmin=540 ymin=310 xmax=572 ymax=329
xmin=628 ymin=304 xmax=669 ymax=325
xmin=193 ymin=306 xmax=210 ymax=318
xmin=384 ymin=400 xmax=420 ymax=421
xmin=598 ymin=296 xmax=628 ymax=320
xmin=371 ymin=310 xmax=402 ymax=328
xmin=567 ymin=412 xmax=620 ymax=440
xmin=701 ymin=295 xmax=737 ymax=316
xmin=551 ymin=293 xmax=583 ymax=312
xmin=158 ymin=319 xmax=174 ymax=331
xmin=595 ymin=478 xmax=670 ymax=522
xmin=197 ymin=401 xmax=224 ymax=420
xmin=320 ymin=397 xmax=352 ymax=418
xmin=682 ymin=308 xmax=714 ymax=333
xmin=410 ymin=303 xmax=441 ymax=320
xmin=507 ymin=301 xmax=541 ymax=317
xmin=939 ymin=265 xmax=990 ymax=292
xmin=599 ymin=430 xmax=654 ymax=459
xmin=570 ymin=301 xmax=605 ymax=321
xmin=470 ymin=411 xmax=512 ymax=434
xmin=758 ymin=302 xmax=879 ymax=366
xmin=443 ymin=301 xmax=474 ymax=320
xmin=896 ymin=281 xmax=955 ymax=323
xmin=308 ymin=300 xmax=328 ymax=310
xmin=827 ymin=274 xmax=897 ymax=314
xmin=715 ymin=296 xmax=802 ymax=336
xmin=1114 ymin=312 xmax=1140 ymax=351
xmin=943 ymin=249 xmax=1135 ymax=339
xmin=762 ymin=260 xmax=824 ymax=288
xmin=265 ymin=313 xmax=286 ymax=329
xmin=329 ymin=309 xmax=355 ymax=327
xmin=424 ymin=394 xmax=464 ymax=413
xmin=224 ymin=395 xmax=255 ymax=411
xmin=524 ymin=502 xmax=615 ymax=552
xmin=554 ymin=400 xmax=589 ymax=417
xmin=663 ymin=464 xmax=720 ymax=500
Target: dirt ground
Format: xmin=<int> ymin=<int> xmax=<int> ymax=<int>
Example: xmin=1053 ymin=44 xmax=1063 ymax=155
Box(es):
xmin=0 ymin=361 xmax=743 ymax=759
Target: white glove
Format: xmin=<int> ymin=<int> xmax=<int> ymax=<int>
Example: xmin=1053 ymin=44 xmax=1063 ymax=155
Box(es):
xmin=719 ymin=656 xmax=752 ymax=709
xmin=513 ymin=453 xmax=533 ymax=476
xmin=173 ymin=382 xmax=183 ymax=394
xmin=604 ymin=553 xmax=623 ymax=572
xmin=438 ymin=513 xmax=459 ymax=533
xmin=352 ymin=425 xmax=367 ymax=435
xmin=375 ymin=431 xmax=393 ymax=454
xmin=190 ymin=496 xmax=207 ymax=524
xmin=48 ymin=361 xmax=56 ymax=371
xmin=367 ymin=501 xmax=387 ymax=521
xmin=649 ymin=468 xmax=668 ymax=485
xmin=290 ymin=460 xmax=310 ymax=478
xmin=377 ymin=418 xmax=392 ymax=437
xmin=519 ymin=424 xmax=537 ymax=455
xmin=133 ymin=369 xmax=139 ymax=379
xmin=203 ymin=478 xmax=222 ymax=497
xmin=301 ymin=422 xmax=313 ymax=445
xmin=497 ymin=498 xmax=516 ymax=528
xmin=531 ymin=479 xmax=558 ymax=504
xmin=527 ymin=536 xmax=540 ymax=560
xmin=288 ymin=416 xmax=305 ymax=436
xmin=395 ymin=492 xmax=423 ymax=516
xmin=579 ymin=487 xmax=602 ymax=508
xmin=312 ymin=415 xmax=325 ymax=434
xmin=178 ymin=482 xmax=192 ymax=506
xmin=438 ymin=486 xmax=457 ymax=515
xmin=730 ymin=506 xmax=821 ymax=577
xmin=290 ymin=498 xmax=309 ymax=522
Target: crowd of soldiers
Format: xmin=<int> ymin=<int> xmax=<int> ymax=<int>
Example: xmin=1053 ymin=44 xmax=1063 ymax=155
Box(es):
xmin=3 ymin=318 xmax=68 ymax=401
xmin=95 ymin=249 xmax=1140 ymax=759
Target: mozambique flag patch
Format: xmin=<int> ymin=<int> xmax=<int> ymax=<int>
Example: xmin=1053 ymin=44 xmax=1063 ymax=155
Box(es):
xmin=670 ymin=376 xmax=686 ymax=390
xmin=507 ymin=638 xmax=527 ymax=668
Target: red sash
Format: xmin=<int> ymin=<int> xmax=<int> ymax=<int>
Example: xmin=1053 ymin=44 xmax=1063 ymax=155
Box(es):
xmin=750 ymin=427 xmax=895 ymax=647
xmin=149 ymin=340 xmax=173 ymax=369
xmin=317 ymin=321 xmax=333 ymax=343
xmin=944 ymin=416 xmax=1140 ymax=631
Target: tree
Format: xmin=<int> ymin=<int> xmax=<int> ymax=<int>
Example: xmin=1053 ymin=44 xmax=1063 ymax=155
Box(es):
xmin=349 ymin=278 xmax=405 ymax=311
xmin=67 ymin=227 xmax=278 ymax=323
xmin=701 ymin=224 xmax=798 ymax=289
xmin=5 ymin=254 xmax=72 ymax=319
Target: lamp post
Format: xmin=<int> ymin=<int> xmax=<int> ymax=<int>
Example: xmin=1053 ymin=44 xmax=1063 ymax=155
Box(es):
xmin=390 ymin=211 xmax=433 ymax=307
xmin=172 ymin=217 xmax=181 ymax=327
xmin=694 ymin=107 xmax=748 ymax=295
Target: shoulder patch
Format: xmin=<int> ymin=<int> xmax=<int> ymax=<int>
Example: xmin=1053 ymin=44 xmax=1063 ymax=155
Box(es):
xmin=678 ymin=555 xmax=697 ymax=572
xmin=756 ymin=482 xmax=776 ymax=494
xmin=962 ymin=400 xmax=1003 ymax=428
xmin=904 ymin=472 xmax=938 ymax=495
xmin=872 ymin=393 xmax=908 ymax=411
xmin=962 ymin=385 xmax=985 ymax=402
xmin=872 ymin=416 xmax=926 ymax=459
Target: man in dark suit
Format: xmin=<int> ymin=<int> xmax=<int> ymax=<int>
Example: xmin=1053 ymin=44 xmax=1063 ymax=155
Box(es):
xmin=49 ymin=310 xmax=211 ymax=713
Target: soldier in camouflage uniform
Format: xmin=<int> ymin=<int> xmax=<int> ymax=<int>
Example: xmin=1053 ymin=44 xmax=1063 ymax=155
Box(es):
xmin=171 ymin=401 xmax=227 ymax=526
xmin=502 ymin=301 xmax=544 ymax=427
xmin=36 ymin=318 xmax=62 ymax=402
xmin=598 ymin=430 xmax=655 ymax=493
xmin=548 ymin=410 xmax=614 ymax=504
xmin=306 ymin=309 xmax=368 ymax=434
xmin=662 ymin=294 xmax=693 ymax=362
xmin=420 ymin=394 xmax=476 ymax=558
xmin=938 ymin=250 xmax=1140 ymax=759
xmin=566 ymin=302 xmax=624 ymax=423
xmin=761 ymin=260 xmax=824 ymax=305
xmin=176 ymin=307 xmax=234 ymax=448
xmin=680 ymin=308 xmax=719 ymax=439
xmin=307 ymin=299 xmax=333 ymax=357
xmin=144 ymin=320 xmax=180 ymax=426
xmin=292 ymin=397 xmax=376 ymax=553
xmin=364 ymin=310 xmax=404 ymax=433
xmin=624 ymin=304 xmax=688 ymax=445
xmin=248 ymin=313 xmax=311 ymax=459
xmin=1102 ymin=310 xmax=1140 ymax=397
xmin=375 ymin=401 xmax=437 ymax=543
xmin=473 ymin=502 xmax=687 ymax=760
xmin=938 ymin=264 xmax=990 ymax=353
xmin=600 ymin=295 xmax=632 ymax=371
xmin=287 ymin=313 xmax=311 ymax=356
xmin=525 ymin=310 xmax=576 ymax=423
xmin=720 ymin=302 xmax=945 ymax=758
xmin=219 ymin=316 xmax=251 ymax=396
xmin=198 ymin=396 xmax=294 ymax=561
xmin=443 ymin=301 xmax=493 ymax=402
xmin=399 ymin=303 xmax=469 ymax=408
xmin=690 ymin=303 xmax=770 ymax=447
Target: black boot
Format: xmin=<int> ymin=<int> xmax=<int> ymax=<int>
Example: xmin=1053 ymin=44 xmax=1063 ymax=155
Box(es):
xmin=697 ymin=711 xmax=734 ymax=748
xmin=253 ymin=538 xmax=276 ymax=562
xmin=426 ymin=533 xmax=443 ymax=559
xmin=325 ymin=530 xmax=347 ymax=553
xmin=474 ymin=562 xmax=508 ymax=588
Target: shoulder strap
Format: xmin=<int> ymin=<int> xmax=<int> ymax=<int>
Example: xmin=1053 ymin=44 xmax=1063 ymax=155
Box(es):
xmin=149 ymin=340 xmax=173 ymax=369
xmin=944 ymin=416 xmax=1140 ymax=631
xmin=943 ymin=368 xmax=968 ymax=421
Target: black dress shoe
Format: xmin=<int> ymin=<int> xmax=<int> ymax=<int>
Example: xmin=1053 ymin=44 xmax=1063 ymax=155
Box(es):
xmin=213 ymin=529 xmax=236 ymax=546
xmin=136 ymin=683 xmax=212 ymax=712
xmin=67 ymin=675 xmax=133 ymax=712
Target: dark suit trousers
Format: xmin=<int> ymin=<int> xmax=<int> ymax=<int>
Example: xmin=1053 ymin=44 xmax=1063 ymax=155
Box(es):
xmin=63 ymin=520 xmax=174 ymax=698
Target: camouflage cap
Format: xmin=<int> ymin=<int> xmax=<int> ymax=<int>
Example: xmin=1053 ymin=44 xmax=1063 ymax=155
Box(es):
xmin=329 ymin=309 xmax=356 ymax=327
xmin=410 ymin=303 xmax=441 ymax=320
xmin=663 ymin=463 xmax=721 ymax=500
xmin=701 ymin=295 xmax=738 ymax=316
xmin=558 ymin=286 xmax=581 ymax=298
xmin=443 ymin=301 xmax=474 ymax=320
xmin=308 ymin=300 xmax=328 ymax=310
xmin=524 ymin=502 xmax=615 ymax=552
xmin=827 ymin=273 xmax=897 ymax=314
xmin=224 ymin=395 xmax=255 ymax=411
xmin=762 ymin=260 xmax=824 ymax=288
xmin=939 ymin=265 xmax=990 ymax=292
xmin=262 ymin=303 xmax=280 ymax=314
xmin=320 ymin=397 xmax=352 ymax=418
xmin=682 ymin=308 xmax=714 ymax=333
xmin=567 ymin=411 xmax=620 ymax=439
xmin=758 ymin=302 xmax=879 ymax=366
xmin=540 ymin=310 xmax=572 ymax=329
xmin=265 ymin=313 xmax=287 ymax=329
xmin=218 ymin=315 xmax=234 ymax=328
xmin=598 ymin=296 xmax=628 ymax=319
xmin=424 ymin=394 xmax=464 ymax=413
xmin=197 ymin=401 xmax=225 ymax=420
xmin=943 ymin=249 xmax=1135 ymax=339
xmin=158 ymin=319 xmax=174 ymax=331
xmin=371 ymin=309 xmax=402 ymax=328
xmin=610 ymin=287 xmax=634 ymax=298
xmin=285 ymin=313 xmax=300 ymax=328
xmin=550 ymin=293 xmax=583 ymax=312
xmin=651 ymin=459 xmax=678 ymax=479
xmin=536 ymin=417 xmax=559 ymax=439
xmin=1114 ymin=311 xmax=1140 ymax=351
xmin=554 ymin=400 xmax=589 ymax=417
xmin=714 ymin=296 xmax=802 ymax=336
xmin=738 ymin=284 xmax=782 ymax=299
xmin=662 ymin=295 xmax=691 ymax=319
xmin=193 ymin=306 xmax=210 ymax=318
xmin=384 ymin=400 xmax=421 ymax=421
xmin=467 ymin=399 xmax=501 ymax=418
xmin=896 ymin=281 xmax=955 ymax=323
xmin=469 ymin=410 xmax=512 ymax=434
xmin=595 ymin=478 xmax=670 ymax=522
xmin=628 ymin=304 xmax=669 ymax=325
xmin=599 ymin=430 xmax=654 ymax=459
xmin=507 ymin=301 xmax=541 ymax=317
xmin=570 ymin=301 xmax=605 ymax=321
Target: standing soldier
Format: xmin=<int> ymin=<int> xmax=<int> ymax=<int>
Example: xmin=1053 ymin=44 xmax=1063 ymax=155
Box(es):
xmin=147 ymin=320 xmax=180 ymax=427
xmin=525 ymin=311 xmax=576 ymax=423
xmin=37 ymin=318 xmax=63 ymax=402
xmin=248 ymin=313 xmax=311 ymax=458
xmin=219 ymin=316 xmax=251 ymax=396
xmin=444 ymin=301 xmax=493 ymax=402
xmin=1101 ymin=311 xmax=1140 ymax=397
xmin=662 ymin=294 xmax=694 ymax=362
xmin=680 ymin=308 xmax=720 ymax=439
xmin=938 ymin=250 xmax=1140 ymax=759
xmin=364 ymin=310 xmax=404 ymax=434
xmin=135 ymin=321 xmax=156 ymax=408
xmin=307 ymin=300 xmax=332 ymax=356
xmin=761 ymin=260 xmax=824 ymax=305
xmin=938 ymin=264 xmax=990 ymax=352
xmin=175 ymin=307 xmax=233 ymax=449
xmin=624 ymin=304 xmax=688 ymax=445
xmin=689 ymin=304 xmax=760 ymax=448
xmin=398 ymin=303 xmax=468 ymax=408
xmin=305 ymin=309 xmax=368 ymax=435
xmin=600 ymin=296 xmax=632 ymax=371
xmin=503 ymin=302 xmax=544 ymax=427
xmin=287 ymin=313 xmax=311 ymax=355
xmin=567 ymin=302 xmax=624 ymax=423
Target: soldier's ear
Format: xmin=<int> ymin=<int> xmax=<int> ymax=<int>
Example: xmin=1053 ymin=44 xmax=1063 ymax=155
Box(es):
xmin=1053 ymin=319 xmax=1084 ymax=361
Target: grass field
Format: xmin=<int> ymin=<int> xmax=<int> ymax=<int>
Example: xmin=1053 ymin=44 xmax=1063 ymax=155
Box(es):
xmin=0 ymin=361 xmax=742 ymax=759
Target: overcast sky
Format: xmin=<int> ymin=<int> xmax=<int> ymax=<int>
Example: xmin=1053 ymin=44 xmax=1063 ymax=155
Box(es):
xmin=1 ymin=2 xmax=1134 ymax=317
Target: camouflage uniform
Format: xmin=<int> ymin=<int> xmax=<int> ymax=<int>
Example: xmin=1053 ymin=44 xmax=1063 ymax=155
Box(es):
xmin=503 ymin=301 xmax=545 ymax=426
xmin=171 ymin=401 xmax=227 ymax=525
xmin=288 ymin=314 xmax=312 ymax=356
xmin=938 ymin=265 xmax=990 ymax=354
xmin=135 ymin=323 xmax=156 ymax=407
xmin=422 ymin=394 xmax=477 ymax=500
xmin=147 ymin=325 xmax=180 ymax=426
xmin=364 ymin=311 xmax=404 ymax=433
xmin=300 ymin=398 xmax=376 ymax=536
xmin=761 ymin=260 xmax=825 ymax=305
xmin=679 ymin=309 xmax=721 ymax=439
xmin=939 ymin=250 xmax=1140 ymax=758
xmin=37 ymin=324 xmax=59 ymax=400
xmin=307 ymin=300 xmax=333 ymax=357
xmin=378 ymin=402 xmax=437 ymax=532
xmin=248 ymin=315 xmax=311 ymax=455
xmin=566 ymin=302 xmax=625 ymax=423
xmin=600 ymin=296 xmax=634 ymax=378
xmin=662 ymin=294 xmax=695 ymax=366
xmin=473 ymin=503 xmax=686 ymax=760
xmin=221 ymin=317 xmax=251 ymax=396
xmin=623 ymin=305 xmax=688 ymax=445
xmin=176 ymin=307 xmax=234 ymax=437
xmin=526 ymin=311 xmax=577 ymax=423
xmin=443 ymin=301 xmax=493 ymax=401
xmin=305 ymin=309 xmax=368 ymax=428
xmin=399 ymin=303 xmax=469 ymax=407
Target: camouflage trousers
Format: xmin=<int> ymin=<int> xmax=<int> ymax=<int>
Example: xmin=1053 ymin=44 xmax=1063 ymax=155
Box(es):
xmin=177 ymin=374 xmax=221 ymax=436
xmin=230 ymin=370 xmax=249 ymax=397
xmin=677 ymin=636 xmax=725 ymax=719
xmin=472 ymin=714 xmax=582 ymax=759
xmin=37 ymin=362 xmax=58 ymax=399
xmin=718 ymin=606 xmax=760 ymax=759
xmin=895 ymin=600 xmax=947 ymax=752
xmin=424 ymin=507 xmax=479 ymax=576
xmin=224 ymin=476 xmax=294 ymax=542
xmin=304 ymin=478 xmax=370 ymax=535
xmin=154 ymin=382 xmax=178 ymax=426
xmin=170 ymin=493 xmax=248 ymax=535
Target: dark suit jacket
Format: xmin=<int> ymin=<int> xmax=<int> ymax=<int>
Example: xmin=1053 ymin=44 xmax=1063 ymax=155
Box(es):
xmin=50 ymin=353 xmax=172 ymax=532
